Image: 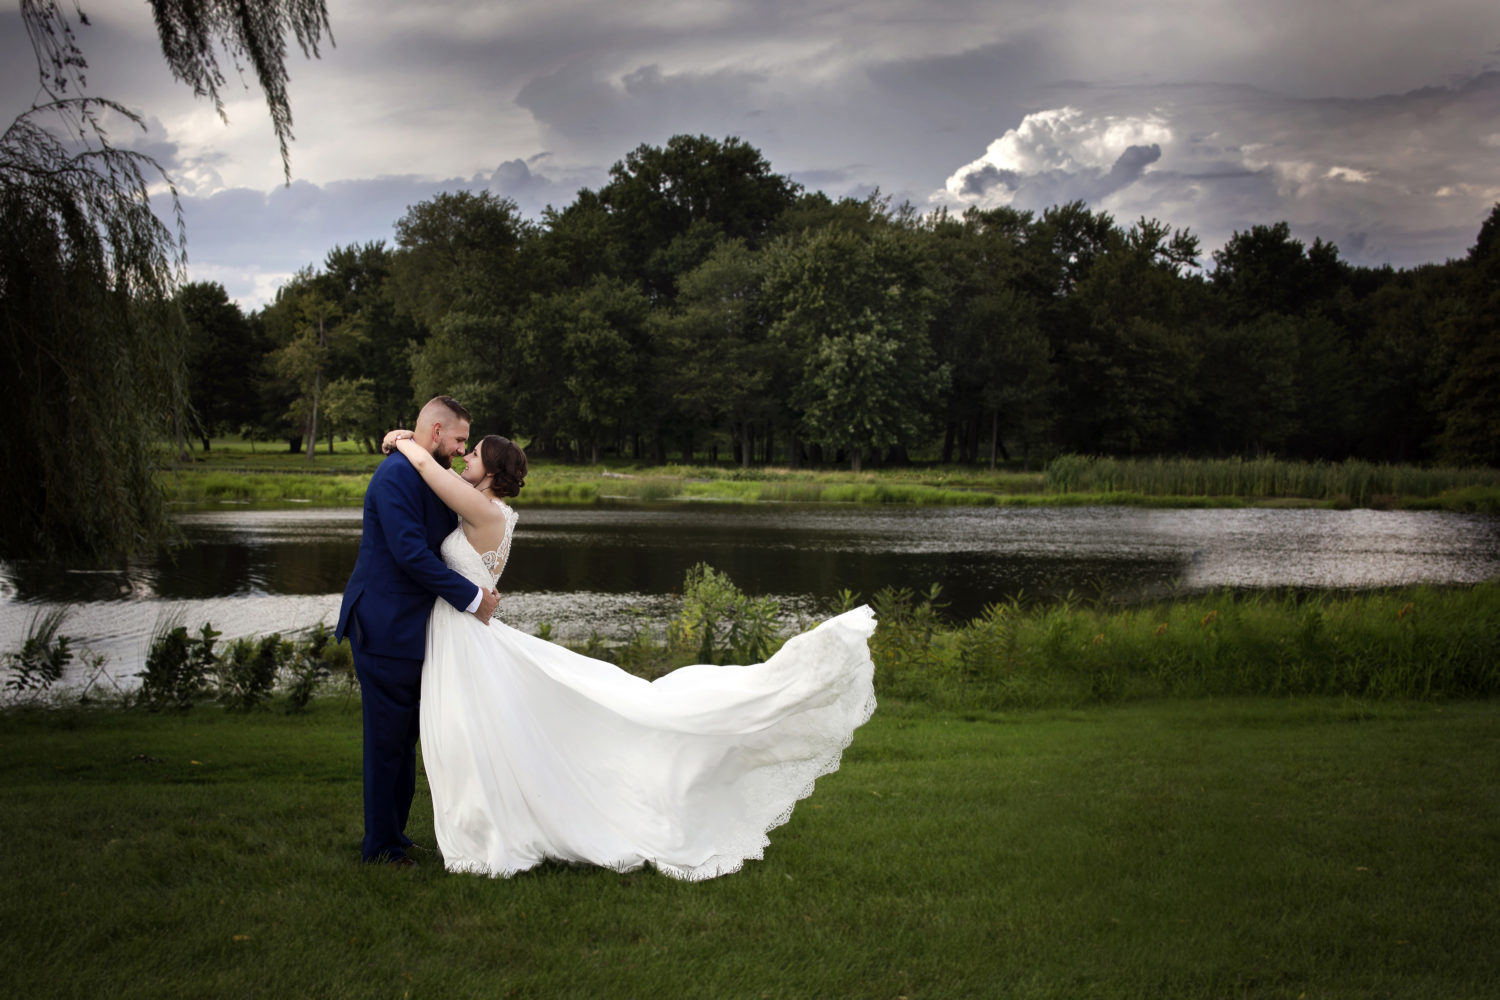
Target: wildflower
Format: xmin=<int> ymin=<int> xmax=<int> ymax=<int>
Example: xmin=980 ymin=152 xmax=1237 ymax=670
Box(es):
xmin=1397 ymin=602 xmax=1415 ymax=621
xmin=1092 ymin=633 xmax=1105 ymax=646
xmin=1200 ymin=610 xmax=1218 ymax=628
xmin=1154 ymin=623 xmax=1169 ymax=636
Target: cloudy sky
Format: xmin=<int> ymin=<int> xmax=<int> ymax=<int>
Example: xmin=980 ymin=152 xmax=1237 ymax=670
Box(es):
xmin=5 ymin=0 xmax=1499 ymax=307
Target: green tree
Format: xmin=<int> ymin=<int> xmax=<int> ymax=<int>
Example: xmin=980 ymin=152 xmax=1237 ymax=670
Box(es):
xmin=319 ymin=242 xmax=419 ymax=445
xmin=1052 ymin=214 xmax=1204 ymax=454
xmin=1196 ymin=316 xmax=1302 ymax=455
xmin=391 ymin=191 xmax=536 ymax=431
xmin=266 ymin=276 xmax=364 ymax=458
xmin=925 ymin=206 xmax=1053 ymax=466
xmin=763 ymin=225 xmax=948 ymax=470
xmin=966 ymin=286 xmax=1052 ymax=467
xmin=650 ymin=239 xmax=775 ymax=465
xmin=1435 ymin=204 xmax=1500 ymax=465
xmin=598 ymin=135 xmax=800 ymax=299
xmin=1354 ymin=265 xmax=1455 ymax=461
xmin=177 ymin=281 xmax=259 ymax=450
xmin=319 ymin=376 xmax=378 ymax=446
xmin=514 ymin=276 xmax=650 ymax=463
xmin=1210 ymin=221 xmax=1347 ymax=324
xmin=0 ymin=0 xmax=329 ymax=558
xmin=534 ymin=190 xmax=629 ymax=289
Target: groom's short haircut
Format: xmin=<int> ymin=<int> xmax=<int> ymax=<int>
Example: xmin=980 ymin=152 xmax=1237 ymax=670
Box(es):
xmin=418 ymin=395 xmax=472 ymax=428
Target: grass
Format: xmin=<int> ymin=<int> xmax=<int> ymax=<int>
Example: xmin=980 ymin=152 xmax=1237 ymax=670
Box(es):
xmin=2 ymin=697 xmax=1497 ymax=998
xmin=1047 ymin=455 xmax=1500 ymax=510
xmin=588 ymin=580 xmax=1500 ymax=710
xmin=159 ymin=440 xmax=1500 ymax=511
xmin=859 ymin=583 xmax=1500 ymax=710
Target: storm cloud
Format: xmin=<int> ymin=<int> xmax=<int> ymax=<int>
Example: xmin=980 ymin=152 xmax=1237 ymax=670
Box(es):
xmin=7 ymin=0 xmax=1498 ymax=302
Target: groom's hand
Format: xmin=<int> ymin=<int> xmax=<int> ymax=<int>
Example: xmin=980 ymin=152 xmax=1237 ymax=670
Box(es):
xmin=474 ymin=587 xmax=501 ymax=624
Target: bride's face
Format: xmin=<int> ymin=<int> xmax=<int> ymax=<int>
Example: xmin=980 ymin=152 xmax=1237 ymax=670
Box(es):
xmin=459 ymin=447 xmax=488 ymax=489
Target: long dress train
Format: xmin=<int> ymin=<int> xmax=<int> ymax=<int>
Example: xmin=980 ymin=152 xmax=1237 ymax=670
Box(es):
xmin=419 ymin=500 xmax=877 ymax=880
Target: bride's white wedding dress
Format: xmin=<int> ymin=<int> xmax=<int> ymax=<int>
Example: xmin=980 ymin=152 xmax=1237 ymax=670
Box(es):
xmin=419 ymin=499 xmax=877 ymax=880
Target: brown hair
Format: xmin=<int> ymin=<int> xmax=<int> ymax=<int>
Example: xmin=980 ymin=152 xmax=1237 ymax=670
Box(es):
xmin=478 ymin=435 xmax=527 ymax=497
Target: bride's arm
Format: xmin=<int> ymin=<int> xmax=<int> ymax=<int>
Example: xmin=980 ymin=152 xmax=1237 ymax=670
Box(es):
xmin=390 ymin=435 xmax=504 ymax=528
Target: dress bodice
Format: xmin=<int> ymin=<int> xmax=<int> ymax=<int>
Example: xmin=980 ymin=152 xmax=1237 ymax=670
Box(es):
xmin=439 ymin=499 xmax=517 ymax=589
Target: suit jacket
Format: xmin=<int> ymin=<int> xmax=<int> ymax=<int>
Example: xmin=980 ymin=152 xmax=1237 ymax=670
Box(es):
xmin=336 ymin=451 xmax=477 ymax=662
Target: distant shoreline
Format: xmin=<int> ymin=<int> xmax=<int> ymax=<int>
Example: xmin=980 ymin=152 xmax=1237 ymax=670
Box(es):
xmin=159 ymin=466 xmax=1500 ymax=513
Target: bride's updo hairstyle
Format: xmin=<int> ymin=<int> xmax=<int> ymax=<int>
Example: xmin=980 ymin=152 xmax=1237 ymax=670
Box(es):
xmin=478 ymin=435 xmax=527 ymax=498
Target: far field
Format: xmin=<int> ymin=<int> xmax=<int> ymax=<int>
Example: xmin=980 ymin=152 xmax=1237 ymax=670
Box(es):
xmin=159 ymin=439 xmax=1500 ymax=511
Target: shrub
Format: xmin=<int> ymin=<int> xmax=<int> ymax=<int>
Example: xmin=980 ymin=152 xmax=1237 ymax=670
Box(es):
xmin=2 ymin=607 xmax=74 ymax=700
xmin=217 ymin=634 xmax=288 ymax=712
xmin=138 ymin=621 xmax=221 ymax=711
xmin=865 ymin=584 xmax=950 ymax=700
xmin=282 ymin=624 xmax=338 ymax=713
xmin=669 ymin=563 xmax=781 ymax=664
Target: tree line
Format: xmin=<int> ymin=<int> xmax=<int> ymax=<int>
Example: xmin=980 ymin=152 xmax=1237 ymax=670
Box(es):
xmin=183 ymin=135 xmax=1500 ymax=475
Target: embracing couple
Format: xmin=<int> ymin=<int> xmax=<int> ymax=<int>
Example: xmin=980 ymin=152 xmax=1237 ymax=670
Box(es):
xmin=336 ymin=395 xmax=877 ymax=880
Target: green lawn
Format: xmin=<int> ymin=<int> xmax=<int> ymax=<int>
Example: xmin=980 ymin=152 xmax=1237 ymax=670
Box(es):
xmin=3 ymin=698 xmax=1497 ymax=998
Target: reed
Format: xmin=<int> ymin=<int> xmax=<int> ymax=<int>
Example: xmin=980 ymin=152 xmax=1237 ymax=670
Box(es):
xmin=1046 ymin=454 xmax=1500 ymax=506
xmin=161 ymin=472 xmax=371 ymax=504
xmin=859 ymin=582 xmax=1500 ymax=709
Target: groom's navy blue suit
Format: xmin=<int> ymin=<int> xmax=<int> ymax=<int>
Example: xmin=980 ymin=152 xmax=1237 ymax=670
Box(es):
xmin=336 ymin=451 xmax=476 ymax=862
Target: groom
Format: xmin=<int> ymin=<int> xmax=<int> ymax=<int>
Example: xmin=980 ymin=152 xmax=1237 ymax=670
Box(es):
xmin=336 ymin=395 xmax=501 ymax=865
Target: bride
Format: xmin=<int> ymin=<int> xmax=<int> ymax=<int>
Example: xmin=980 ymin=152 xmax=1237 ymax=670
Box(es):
xmin=385 ymin=429 xmax=877 ymax=880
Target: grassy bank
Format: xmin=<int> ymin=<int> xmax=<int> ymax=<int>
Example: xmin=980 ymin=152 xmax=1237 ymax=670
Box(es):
xmin=1046 ymin=454 xmax=1500 ymax=511
xmin=159 ymin=440 xmax=1500 ymax=510
xmin=851 ymin=583 xmax=1500 ymax=710
xmin=573 ymin=576 xmax=1500 ymax=710
xmin=2 ymin=698 xmax=1496 ymax=998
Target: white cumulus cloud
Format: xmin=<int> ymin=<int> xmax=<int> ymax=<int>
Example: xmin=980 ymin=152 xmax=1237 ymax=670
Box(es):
xmin=941 ymin=107 xmax=1172 ymax=208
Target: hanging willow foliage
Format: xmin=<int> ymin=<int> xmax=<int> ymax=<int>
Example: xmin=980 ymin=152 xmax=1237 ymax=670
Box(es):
xmin=0 ymin=0 xmax=329 ymax=560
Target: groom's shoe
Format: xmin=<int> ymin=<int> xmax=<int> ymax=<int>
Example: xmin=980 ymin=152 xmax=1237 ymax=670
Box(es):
xmin=368 ymin=848 xmax=418 ymax=867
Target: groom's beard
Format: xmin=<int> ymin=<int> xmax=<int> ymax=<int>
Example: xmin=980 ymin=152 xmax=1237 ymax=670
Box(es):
xmin=432 ymin=447 xmax=452 ymax=470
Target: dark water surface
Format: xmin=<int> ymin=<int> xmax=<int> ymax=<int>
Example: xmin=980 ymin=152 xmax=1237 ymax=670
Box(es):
xmin=3 ymin=502 xmax=1498 ymax=685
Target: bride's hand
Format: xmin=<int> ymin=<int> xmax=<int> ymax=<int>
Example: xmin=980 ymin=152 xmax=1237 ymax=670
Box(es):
xmin=382 ymin=429 xmax=414 ymax=454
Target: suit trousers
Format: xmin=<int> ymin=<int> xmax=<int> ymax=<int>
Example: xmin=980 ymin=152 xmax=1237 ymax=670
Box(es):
xmin=353 ymin=641 xmax=424 ymax=862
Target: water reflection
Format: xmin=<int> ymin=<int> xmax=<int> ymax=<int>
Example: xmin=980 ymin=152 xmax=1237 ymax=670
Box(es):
xmin=2 ymin=502 xmax=1497 ymax=685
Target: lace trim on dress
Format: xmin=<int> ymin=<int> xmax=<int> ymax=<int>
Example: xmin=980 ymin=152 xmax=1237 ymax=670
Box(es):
xmin=470 ymin=499 xmax=517 ymax=583
xmin=657 ymin=679 xmax=878 ymax=882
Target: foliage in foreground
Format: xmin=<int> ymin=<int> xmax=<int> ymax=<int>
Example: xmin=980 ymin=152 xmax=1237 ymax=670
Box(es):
xmin=0 ymin=613 xmax=354 ymax=713
xmin=2 ymin=607 xmax=87 ymax=700
xmin=577 ymin=571 xmax=1500 ymax=709
xmin=135 ymin=620 xmax=353 ymax=713
xmin=9 ymin=570 xmax=1500 ymax=714
xmin=849 ymin=582 xmax=1500 ymax=709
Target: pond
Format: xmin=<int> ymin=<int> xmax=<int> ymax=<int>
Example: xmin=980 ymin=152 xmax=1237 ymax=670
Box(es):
xmin=3 ymin=502 xmax=1498 ymax=687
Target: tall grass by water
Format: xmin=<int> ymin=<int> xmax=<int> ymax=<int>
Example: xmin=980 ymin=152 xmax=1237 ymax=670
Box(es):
xmin=2 ymin=699 xmax=1496 ymax=998
xmin=1046 ymin=454 xmax=1500 ymax=508
xmin=858 ymin=583 xmax=1500 ymax=710
xmin=554 ymin=574 xmax=1500 ymax=710
xmin=161 ymin=438 xmax=1500 ymax=509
